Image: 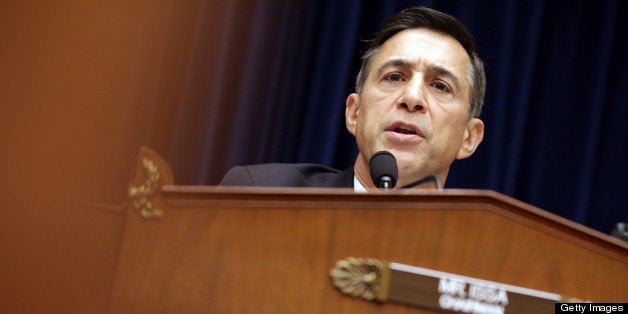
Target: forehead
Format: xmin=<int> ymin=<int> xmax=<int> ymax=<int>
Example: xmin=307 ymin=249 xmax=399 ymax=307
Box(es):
xmin=371 ymin=28 xmax=471 ymax=82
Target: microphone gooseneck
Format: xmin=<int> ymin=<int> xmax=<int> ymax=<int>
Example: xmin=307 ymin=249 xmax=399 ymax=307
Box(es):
xmin=369 ymin=151 xmax=398 ymax=189
xmin=401 ymin=174 xmax=443 ymax=190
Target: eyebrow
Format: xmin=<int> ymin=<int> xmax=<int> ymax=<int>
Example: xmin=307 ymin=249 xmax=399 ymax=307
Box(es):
xmin=429 ymin=63 xmax=462 ymax=90
xmin=374 ymin=58 xmax=412 ymax=79
xmin=374 ymin=58 xmax=463 ymax=90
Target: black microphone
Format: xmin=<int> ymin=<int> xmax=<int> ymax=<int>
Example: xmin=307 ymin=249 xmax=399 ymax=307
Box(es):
xmin=369 ymin=151 xmax=398 ymax=189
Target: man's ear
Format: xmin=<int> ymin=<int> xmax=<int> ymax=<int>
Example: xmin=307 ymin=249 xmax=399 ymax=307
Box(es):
xmin=345 ymin=93 xmax=360 ymax=136
xmin=456 ymin=118 xmax=484 ymax=160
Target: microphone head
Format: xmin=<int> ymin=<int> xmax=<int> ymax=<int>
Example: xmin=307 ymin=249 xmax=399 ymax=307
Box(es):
xmin=369 ymin=151 xmax=398 ymax=189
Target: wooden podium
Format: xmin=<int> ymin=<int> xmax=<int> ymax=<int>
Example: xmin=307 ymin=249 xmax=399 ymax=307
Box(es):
xmin=110 ymin=147 xmax=627 ymax=313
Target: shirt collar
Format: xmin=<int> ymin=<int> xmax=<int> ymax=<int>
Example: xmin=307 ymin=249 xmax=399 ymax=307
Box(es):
xmin=353 ymin=175 xmax=368 ymax=193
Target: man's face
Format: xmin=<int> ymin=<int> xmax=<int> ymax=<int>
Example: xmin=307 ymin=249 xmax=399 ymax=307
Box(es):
xmin=346 ymin=28 xmax=484 ymax=187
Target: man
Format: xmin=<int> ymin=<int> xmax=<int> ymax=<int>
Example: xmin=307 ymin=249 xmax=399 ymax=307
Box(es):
xmin=220 ymin=7 xmax=485 ymax=190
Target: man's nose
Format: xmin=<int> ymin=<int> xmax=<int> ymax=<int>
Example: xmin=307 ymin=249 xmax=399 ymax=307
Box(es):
xmin=398 ymin=77 xmax=427 ymax=113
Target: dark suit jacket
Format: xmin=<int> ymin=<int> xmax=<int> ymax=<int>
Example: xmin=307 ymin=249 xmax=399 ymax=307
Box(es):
xmin=219 ymin=163 xmax=354 ymax=188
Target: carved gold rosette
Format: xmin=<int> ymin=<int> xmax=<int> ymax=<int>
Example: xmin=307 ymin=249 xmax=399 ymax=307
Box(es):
xmin=329 ymin=257 xmax=385 ymax=301
xmin=128 ymin=158 xmax=164 ymax=219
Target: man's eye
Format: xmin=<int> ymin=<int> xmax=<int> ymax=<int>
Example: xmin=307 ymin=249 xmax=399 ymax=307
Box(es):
xmin=432 ymin=81 xmax=451 ymax=93
xmin=384 ymin=73 xmax=404 ymax=82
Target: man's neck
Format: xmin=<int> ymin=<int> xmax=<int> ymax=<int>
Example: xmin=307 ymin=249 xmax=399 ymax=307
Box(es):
xmin=353 ymin=154 xmax=375 ymax=189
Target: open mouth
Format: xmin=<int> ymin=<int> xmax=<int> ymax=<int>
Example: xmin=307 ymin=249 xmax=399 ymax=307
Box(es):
xmin=393 ymin=125 xmax=416 ymax=135
xmin=387 ymin=121 xmax=425 ymax=141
